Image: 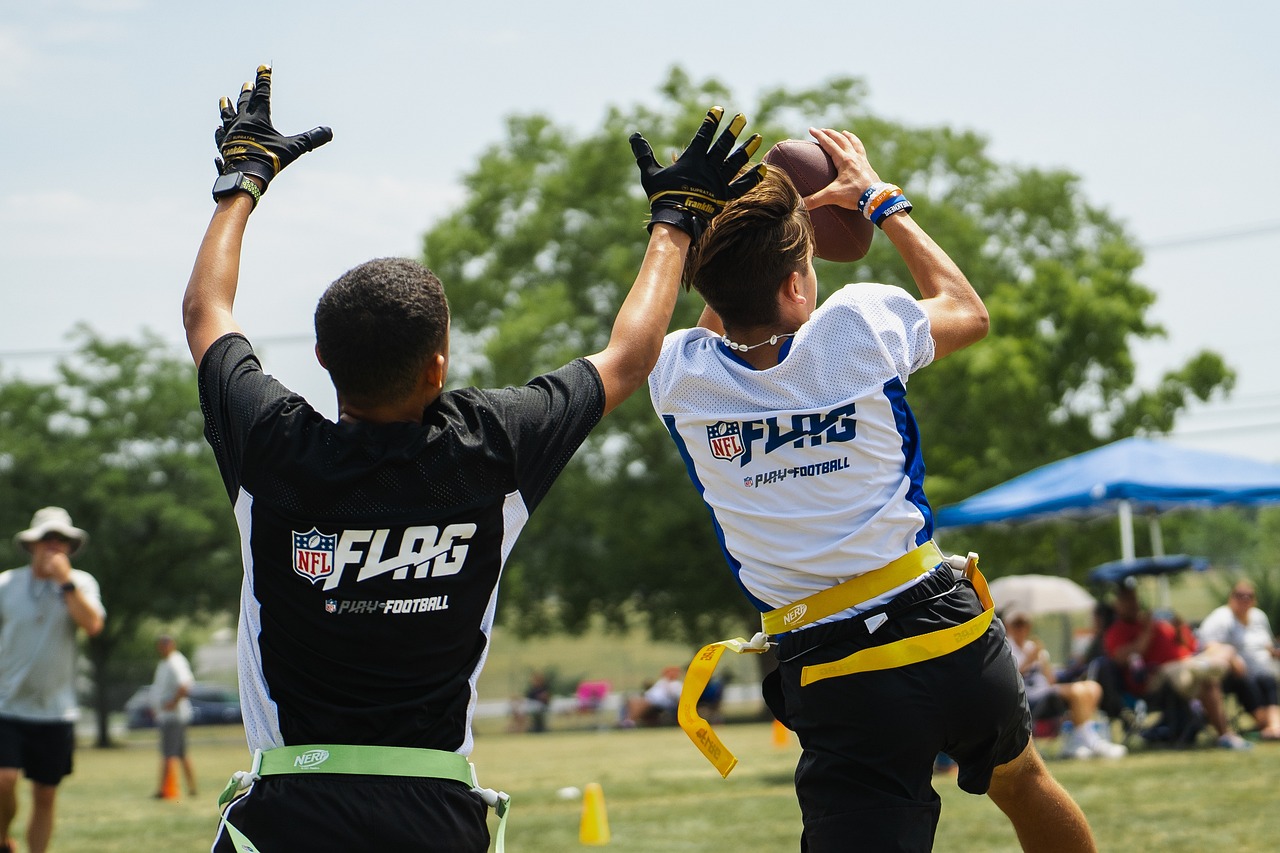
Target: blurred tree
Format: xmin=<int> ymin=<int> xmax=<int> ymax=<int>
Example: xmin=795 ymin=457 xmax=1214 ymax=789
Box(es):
xmin=423 ymin=68 xmax=1233 ymax=641
xmin=0 ymin=327 xmax=240 ymax=746
xmin=1249 ymin=507 xmax=1280 ymax=629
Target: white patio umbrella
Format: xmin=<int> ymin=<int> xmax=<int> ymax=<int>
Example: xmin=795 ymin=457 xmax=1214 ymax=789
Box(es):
xmin=988 ymin=574 xmax=1096 ymax=617
xmin=988 ymin=574 xmax=1097 ymax=663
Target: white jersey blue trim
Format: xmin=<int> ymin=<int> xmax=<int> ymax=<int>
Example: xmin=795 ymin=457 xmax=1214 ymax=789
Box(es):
xmin=650 ymin=282 xmax=936 ymax=614
xmin=662 ymin=414 xmax=772 ymax=612
xmin=884 ymin=375 xmax=933 ymax=548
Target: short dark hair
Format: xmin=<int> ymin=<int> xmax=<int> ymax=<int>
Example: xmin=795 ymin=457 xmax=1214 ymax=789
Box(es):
xmin=314 ymin=258 xmax=449 ymax=406
xmin=688 ymin=168 xmax=814 ymax=329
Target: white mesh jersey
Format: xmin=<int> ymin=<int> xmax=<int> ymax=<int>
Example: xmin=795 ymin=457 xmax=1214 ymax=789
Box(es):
xmin=650 ymin=283 xmax=936 ymax=618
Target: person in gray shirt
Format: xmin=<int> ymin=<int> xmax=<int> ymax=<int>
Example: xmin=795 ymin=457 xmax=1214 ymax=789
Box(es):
xmin=1198 ymin=578 xmax=1280 ymax=740
xmin=150 ymin=634 xmax=196 ymax=798
xmin=0 ymin=508 xmax=105 ymax=853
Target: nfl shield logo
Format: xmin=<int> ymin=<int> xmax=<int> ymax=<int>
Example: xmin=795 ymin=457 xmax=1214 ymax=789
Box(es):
xmin=325 ymin=599 xmax=337 ymax=613
xmin=292 ymin=528 xmax=337 ymax=584
xmin=707 ymin=421 xmax=744 ymax=462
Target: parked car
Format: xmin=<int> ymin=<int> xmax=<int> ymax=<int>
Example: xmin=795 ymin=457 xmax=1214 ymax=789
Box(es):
xmin=124 ymin=682 xmax=242 ymax=729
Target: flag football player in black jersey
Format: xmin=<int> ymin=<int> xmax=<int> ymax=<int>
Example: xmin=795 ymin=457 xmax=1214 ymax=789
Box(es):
xmin=183 ymin=65 xmax=764 ymax=852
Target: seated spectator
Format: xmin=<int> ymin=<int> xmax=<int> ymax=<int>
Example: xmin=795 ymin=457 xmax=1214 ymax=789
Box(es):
xmin=1198 ymin=579 xmax=1280 ymax=740
xmin=1105 ymin=583 xmax=1252 ymax=750
xmin=1056 ymin=601 xmax=1129 ymax=723
xmin=624 ymin=666 xmax=684 ymax=727
xmin=1004 ymin=610 xmax=1126 ymax=759
xmin=523 ymin=671 xmax=552 ymax=733
xmin=508 ymin=670 xmax=554 ymax=733
xmin=696 ymin=675 xmax=727 ymax=725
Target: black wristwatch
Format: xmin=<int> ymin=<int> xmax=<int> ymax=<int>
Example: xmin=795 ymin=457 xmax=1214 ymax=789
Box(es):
xmin=60 ymin=581 xmax=76 ymax=594
xmin=212 ymin=171 xmax=262 ymax=208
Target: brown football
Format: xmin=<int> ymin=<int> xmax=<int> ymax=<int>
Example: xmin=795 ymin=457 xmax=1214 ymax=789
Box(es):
xmin=763 ymin=140 xmax=874 ymax=263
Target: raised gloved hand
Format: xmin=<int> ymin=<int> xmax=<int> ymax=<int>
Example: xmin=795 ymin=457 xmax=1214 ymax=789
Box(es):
xmin=629 ymin=107 xmax=765 ymax=242
xmin=214 ymin=65 xmax=333 ymax=197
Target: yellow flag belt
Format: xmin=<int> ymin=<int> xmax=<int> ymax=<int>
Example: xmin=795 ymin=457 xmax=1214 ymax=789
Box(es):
xmin=677 ymin=542 xmax=994 ymax=777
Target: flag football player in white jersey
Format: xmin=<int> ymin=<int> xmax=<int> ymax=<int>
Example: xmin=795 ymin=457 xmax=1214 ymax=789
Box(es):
xmin=649 ymin=128 xmax=1096 ymax=852
xmin=183 ymin=65 xmax=763 ymax=852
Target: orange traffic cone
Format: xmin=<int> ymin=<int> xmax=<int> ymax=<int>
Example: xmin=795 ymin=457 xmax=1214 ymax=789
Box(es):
xmin=160 ymin=757 xmax=181 ymax=800
xmin=578 ymin=781 xmax=610 ymax=845
xmin=771 ymin=718 xmax=790 ymax=749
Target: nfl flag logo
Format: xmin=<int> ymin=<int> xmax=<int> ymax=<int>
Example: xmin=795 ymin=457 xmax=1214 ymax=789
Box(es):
xmin=707 ymin=421 xmax=744 ymax=462
xmin=293 ymin=528 xmax=337 ymax=584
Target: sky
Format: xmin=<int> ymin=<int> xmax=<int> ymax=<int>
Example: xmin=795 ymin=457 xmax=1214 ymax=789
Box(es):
xmin=2 ymin=1 xmax=1278 ymax=461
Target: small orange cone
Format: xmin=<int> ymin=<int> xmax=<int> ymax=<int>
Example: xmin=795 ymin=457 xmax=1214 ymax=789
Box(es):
xmin=160 ymin=757 xmax=181 ymax=800
xmin=771 ymin=718 xmax=790 ymax=749
xmin=578 ymin=781 xmax=610 ymax=845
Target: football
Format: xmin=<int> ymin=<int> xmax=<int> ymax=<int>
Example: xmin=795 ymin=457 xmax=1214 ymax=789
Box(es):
xmin=762 ymin=140 xmax=873 ymax=263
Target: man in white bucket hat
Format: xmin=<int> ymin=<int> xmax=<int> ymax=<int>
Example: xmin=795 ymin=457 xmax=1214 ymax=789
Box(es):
xmin=0 ymin=508 xmax=105 ymax=853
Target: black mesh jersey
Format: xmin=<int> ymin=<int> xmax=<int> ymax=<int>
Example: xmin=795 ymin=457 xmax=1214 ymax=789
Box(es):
xmin=198 ymin=334 xmax=604 ymax=756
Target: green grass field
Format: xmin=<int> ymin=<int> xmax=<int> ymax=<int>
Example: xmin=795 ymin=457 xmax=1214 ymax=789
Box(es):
xmin=30 ymin=722 xmax=1280 ymax=851
xmin=44 ymin=569 xmax=1252 ymax=850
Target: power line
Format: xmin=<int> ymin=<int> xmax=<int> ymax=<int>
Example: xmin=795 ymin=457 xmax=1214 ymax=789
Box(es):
xmin=1170 ymin=419 xmax=1280 ymax=438
xmin=0 ymin=332 xmax=315 ymax=361
xmin=1170 ymin=393 xmax=1280 ymax=426
xmin=3 ymin=222 xmax=1278 ymax=364
xmin=1143 ymin=220 xmax=1280 ymax=251
xmin=1215 ymin=390 xmax=1280 ymax=404
xmin=1184 ymin=394 xmax=1280 ymax=411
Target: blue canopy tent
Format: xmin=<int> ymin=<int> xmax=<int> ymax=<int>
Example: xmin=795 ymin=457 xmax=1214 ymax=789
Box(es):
xmin=936 ymin=437 xmax=1280 ymax=606
xmin=938 ymin=436 xmax=1280 ymax=557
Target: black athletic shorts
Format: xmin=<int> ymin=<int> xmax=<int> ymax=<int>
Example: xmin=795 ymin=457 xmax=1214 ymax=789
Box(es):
xmin=1256 ymin=670 xmax=1280 ymax=707
xmin=213 ymin=774 xmax=490 ymax=852
xmin=763 ymin=567 xmax=1031 ymax=853
xmin=1224 ymin=669 xmax=1278 ymax=712
xmin=0 ymin=716 xmax=76 ymax=786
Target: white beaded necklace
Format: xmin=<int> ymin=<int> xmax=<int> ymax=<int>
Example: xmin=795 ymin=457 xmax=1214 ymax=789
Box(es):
xmin=720 ymin=332 xmax=795 ymax=353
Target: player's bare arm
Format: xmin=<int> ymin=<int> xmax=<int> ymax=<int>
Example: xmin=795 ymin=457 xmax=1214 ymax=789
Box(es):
xmin=587 ymin=224 xmax=692 ymax=415
xmin=809 ymin=127 xmax=988 ymax=360
xmin=881 ymin=214 xmax=989 ymax=359
xmin=184 ymin=197 xmax=254 ymax=365
xmin=587 ymin=108 xmax=765 ymax=414
xmin=182 ymin=65 xmax=332 ymax=366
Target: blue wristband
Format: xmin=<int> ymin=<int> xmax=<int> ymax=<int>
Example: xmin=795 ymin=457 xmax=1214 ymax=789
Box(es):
xmin=870 ymin=196 xmax=913 ymax=227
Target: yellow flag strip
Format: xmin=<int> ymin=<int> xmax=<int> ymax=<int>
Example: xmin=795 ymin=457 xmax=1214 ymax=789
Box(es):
xmin=677 ymin=550 xmax=995 ymax=776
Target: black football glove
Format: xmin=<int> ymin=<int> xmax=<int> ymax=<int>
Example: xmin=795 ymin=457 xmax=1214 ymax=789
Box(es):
xmin=214 ymin=65 xmax=333 ymax=193
xmin=629 ymin=107 xmax=766 ymax=243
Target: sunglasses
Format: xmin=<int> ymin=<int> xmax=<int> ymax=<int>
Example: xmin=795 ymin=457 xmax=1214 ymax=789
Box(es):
xmin=38 ymin=533 xmax=74 ymax=545
xmin=1231 ymin=591 xmax=1255 ymax=600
